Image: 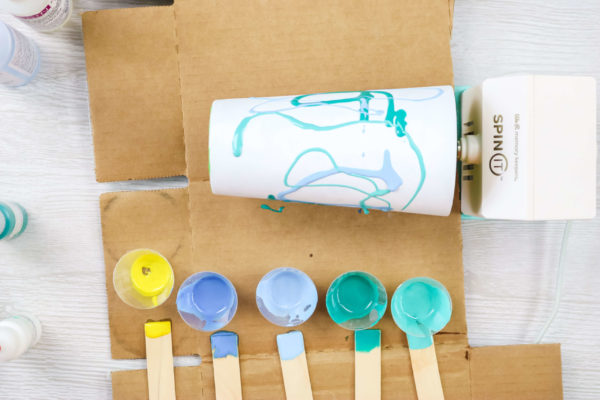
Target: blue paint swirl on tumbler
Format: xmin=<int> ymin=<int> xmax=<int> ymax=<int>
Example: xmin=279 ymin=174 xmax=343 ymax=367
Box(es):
xmin=176 ymin=272 xmax=238 ymax=332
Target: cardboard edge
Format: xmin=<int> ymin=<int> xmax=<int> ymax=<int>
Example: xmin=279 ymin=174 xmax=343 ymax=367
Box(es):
xmin=449 ymin=0 xmax=455 ymax=33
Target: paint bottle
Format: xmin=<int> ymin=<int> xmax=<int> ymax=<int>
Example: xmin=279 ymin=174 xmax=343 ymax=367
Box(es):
xmin=113 ymin=249 xmax=175 ymax=310
xmin=0 ymin=0 xmax=73 ymax=32
xmin=326 ymin=271 xmax=387 ymax=330
xmin=176 ymin=272 xmax=238 ymax=331
xmin=0 ymin=21 xmax=40 ymax=87
xmin=0 ymin=312 xmax=42 ymax=362
xmin=0 ymin=201 xmax=28 ymax=240
xmin=256 ymin=267 xmax=318 ymax=327
xmin=209 ymin=86 xmax=457 ymax=216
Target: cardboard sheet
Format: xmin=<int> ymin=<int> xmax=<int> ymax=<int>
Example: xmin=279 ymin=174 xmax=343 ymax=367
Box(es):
xmin=82 ymin=0 xmax=563 ymax=398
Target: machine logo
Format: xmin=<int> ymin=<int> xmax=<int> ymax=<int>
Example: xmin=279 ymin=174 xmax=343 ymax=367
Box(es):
xmin=489 ymin=114 xmax=508 ymax=176
xmin=489 ymin=153 xmax=508 ymax=176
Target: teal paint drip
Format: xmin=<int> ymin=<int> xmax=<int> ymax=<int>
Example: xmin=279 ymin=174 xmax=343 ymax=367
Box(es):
xmin=355 ymin=329 xmax=381 ymax=353
xmin=260 ymin=195 xmax=285 ymax=213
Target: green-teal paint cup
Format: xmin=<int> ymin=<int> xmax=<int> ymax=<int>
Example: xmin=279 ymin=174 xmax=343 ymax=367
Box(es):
xmin=391 ymin=277 xmax=452 ymax=349
xmin=326 ymin=271 xmax=387 ymax=330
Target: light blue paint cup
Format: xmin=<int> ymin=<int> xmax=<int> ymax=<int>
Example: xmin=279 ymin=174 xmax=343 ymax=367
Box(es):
xmin=391 ymin=277 xmax=452 ymax=349
xmin=176 ymin=272 xmax=238 ymax=332
xmin=256 ymin=267 xmax=318 ymax=327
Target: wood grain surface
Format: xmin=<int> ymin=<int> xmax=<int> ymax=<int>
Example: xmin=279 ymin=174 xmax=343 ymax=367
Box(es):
xmin=0 ymin=0 xmax=598 ymax=399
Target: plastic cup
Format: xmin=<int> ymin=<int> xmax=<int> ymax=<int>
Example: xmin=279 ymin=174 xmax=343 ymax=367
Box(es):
xmin=256 ymin=267 xmax=318 ymax=327
xmin=326 ymin=271 xmax=387 ymax=330
xmin=113 ymin=249 xmax=174 ymax=310
xmin=176 ymin=272 xmax=238 ymax=331
xmin=391 ymin=277 xmax=452 ymax=349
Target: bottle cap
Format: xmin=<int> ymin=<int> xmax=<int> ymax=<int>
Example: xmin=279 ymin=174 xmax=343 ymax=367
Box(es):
xmin=130 ymin=253 xmax=173 ymax=298
xmin=113 ymin=249 xmax=175 ymax=309
xmin=0 ymin=315 xmax=41 ymax=362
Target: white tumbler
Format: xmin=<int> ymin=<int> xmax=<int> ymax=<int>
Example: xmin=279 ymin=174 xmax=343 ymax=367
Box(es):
xmin=209 ymin=86 xmax=457 ymax=216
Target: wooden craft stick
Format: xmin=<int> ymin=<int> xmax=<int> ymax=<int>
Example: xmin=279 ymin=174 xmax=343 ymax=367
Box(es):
xmin=409 ymin=344 xmax=444 ymax=400
xmin=276 ymin=331 xmax=314 ymax=400
xmin=144 ymin=321 xmax=176 ymax=400
xmin=210 ymin=331 xmax=243 ymax=400
xmin=354 ymin=330 xmax=381 ymax=400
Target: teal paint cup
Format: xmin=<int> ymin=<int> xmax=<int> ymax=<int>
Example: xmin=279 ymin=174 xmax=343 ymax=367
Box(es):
xmin=326 ymin=271 xmax=387 ymax=330
xmin=391 ymin=277 xmax=452 ymax=349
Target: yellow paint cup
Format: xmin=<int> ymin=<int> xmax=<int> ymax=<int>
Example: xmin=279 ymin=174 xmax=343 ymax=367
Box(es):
xmin=113 ymin=249 xmax=175 ymax=309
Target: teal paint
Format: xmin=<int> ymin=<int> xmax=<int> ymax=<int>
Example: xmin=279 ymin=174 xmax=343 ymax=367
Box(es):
xmin=277 ymin=331 xmax=305 ymax=361
xmin=391 ymin=277 xmax=452 ymax=350
xmin=326 ymin=271 xmax=387 ymax=330
xmin=260 ymin=195 xmax=285 ymax=213
xmin=260 ymin=204 xmax=285 ymax=213
xmin=355 ymin=329 xmax=381 ymax=353
xmin=232 ymin=89 xmax=445 ymax=214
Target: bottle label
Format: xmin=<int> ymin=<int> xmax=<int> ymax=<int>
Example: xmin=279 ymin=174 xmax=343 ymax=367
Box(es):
xmin=17 ymin=0 xmax=71 ymax=31
xmin=0 ymin=26 xmax=38 ymax=86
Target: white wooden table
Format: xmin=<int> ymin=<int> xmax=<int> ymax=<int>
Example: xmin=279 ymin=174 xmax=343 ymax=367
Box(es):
xmin=1 ymin=1 xmax=598 ymax=398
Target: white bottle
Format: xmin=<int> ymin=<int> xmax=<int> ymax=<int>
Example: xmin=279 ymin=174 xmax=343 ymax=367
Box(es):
xmin=0 ymin=0 xmax=73 ymax=32
xmin=0 ymin=313 xmax=42 ymax=362
xmin=0 ymin=21 xmax=40 ymax=87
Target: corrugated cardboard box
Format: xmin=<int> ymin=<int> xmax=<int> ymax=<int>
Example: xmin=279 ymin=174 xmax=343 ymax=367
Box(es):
xmin=82 ymin=0 xmax=563 ymax=398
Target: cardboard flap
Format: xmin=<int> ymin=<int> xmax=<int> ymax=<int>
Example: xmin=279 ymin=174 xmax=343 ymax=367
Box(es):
xmin=83 ymin=7 xmax=185 ymax=182
xmin=112 ymin=342 xmax=471 ymax=399
xmin=470 ymin=344 xmax=563 ymax=400
xmin=111 ymin=343 xmax=561 ymax=399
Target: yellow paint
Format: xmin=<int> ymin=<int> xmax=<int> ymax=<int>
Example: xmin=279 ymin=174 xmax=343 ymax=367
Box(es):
xmin=145 ymin=320 xmax=171 ymax=338
xmin=130 ymin=252 xmax=174 ymax=298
